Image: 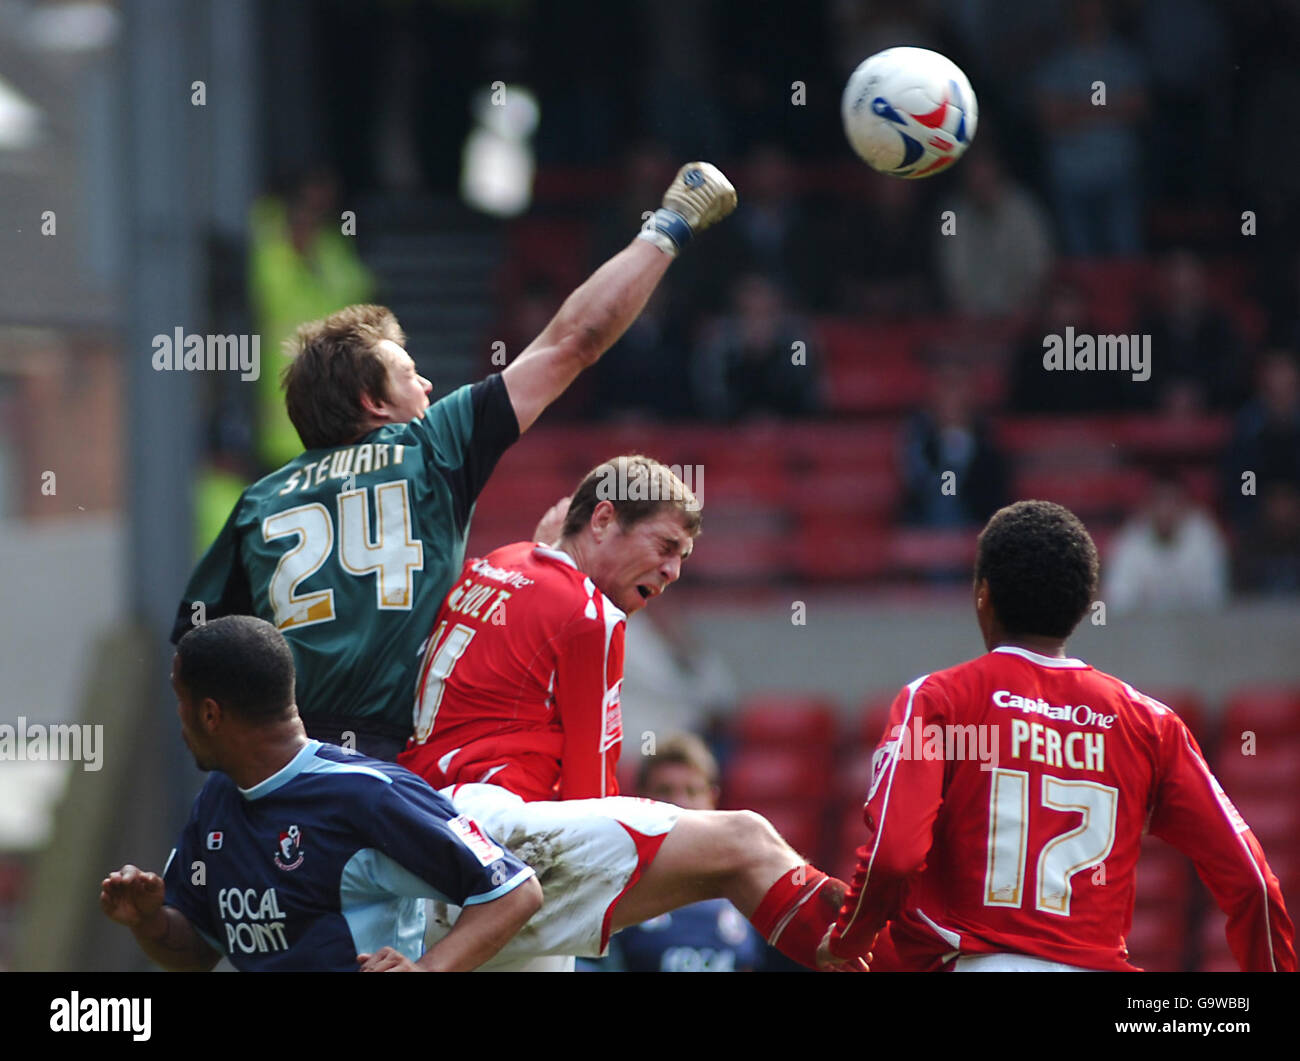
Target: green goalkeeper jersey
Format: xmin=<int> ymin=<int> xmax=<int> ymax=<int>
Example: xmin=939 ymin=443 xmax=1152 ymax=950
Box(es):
xmin=172 ymin=375 xmax=519 ymax=735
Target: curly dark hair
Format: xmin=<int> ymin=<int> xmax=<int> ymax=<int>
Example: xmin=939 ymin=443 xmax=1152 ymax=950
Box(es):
xmin=974 ymin=500 xmax=1099 ymax=640
xmin=176 ymin=615 xmax=296 ymax=721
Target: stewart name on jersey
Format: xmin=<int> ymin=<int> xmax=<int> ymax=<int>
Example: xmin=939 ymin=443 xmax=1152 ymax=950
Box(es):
xmin=171 ymin=376 xmax=519 ymax=733
xmin=162 ymin=741 xmax=534 ymax=971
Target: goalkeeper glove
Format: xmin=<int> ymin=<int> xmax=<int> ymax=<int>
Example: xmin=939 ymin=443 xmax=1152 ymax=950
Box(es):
xmin=637 ymin=162 xmax=737 ymax=257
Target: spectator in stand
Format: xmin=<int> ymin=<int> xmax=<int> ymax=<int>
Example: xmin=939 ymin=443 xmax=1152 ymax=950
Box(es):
xmin=1033 ymin=0 xmax=1148 ymax=257
xmin=935 ymin=145 xmax=1054 ymax=320
xmin=1102 ymin=469 xmax=1229 ymax=615
xmin=1135 ymin=250 xmax=1246 ymax=413
xmin=1221 ymin=349 xmax=1300 ymax=533
xmin=248 ymin=168 xmax=376 ymax=468
xmin=899 ymin=358 xmax=1008 ymax=530
xmin=692 ymin=273 xmax=823 ymax=421
xmin=1008 ymin=279 xmax=1131 ymax=413
xmin=1138 ymin=0 xmax=1231 ymax=207
xmin=1235 ymin=483 xmax=1300 ymax=596
xmin=590 ymin=287 xmax=694 ymax=421
xmin=831 ymin=173 xmax=936 ymax=318
xmin=676 ymin=144 xmax=827 ymax=319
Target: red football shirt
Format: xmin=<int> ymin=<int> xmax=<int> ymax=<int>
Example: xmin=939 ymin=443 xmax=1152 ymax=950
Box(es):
xmin=830 ymin=645 xmax=1296 ymax=972
xmin=397 ymin=542 xmax=625 ymax=801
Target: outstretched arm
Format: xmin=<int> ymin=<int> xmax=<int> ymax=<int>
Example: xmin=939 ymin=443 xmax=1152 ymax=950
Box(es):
xmin=100 ymin=864 xmax=220 ymax=972
xmin=502 ymin=163 xmax=736 ymax=433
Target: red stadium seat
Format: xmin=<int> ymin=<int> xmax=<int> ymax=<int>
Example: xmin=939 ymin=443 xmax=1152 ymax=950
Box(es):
xmin=1196 ymin=914 xmax=1238 ymax=972
xmin=747 ymin=800 xmax=827 ymax=861
xmin=685 ymin=530 xmax=790 ymax=583
xmin=1222 ymin=687 xmax=1300 ymax=740
xmin=824 ymin=360 xmax=930 ymax=416
xmin=888 ymin=527 xmax=978 ymax=576
xmin=1012 ymin=466 xmax=1149 ymax=520
xmin=721 ymin=747 xmax=832 ymax=806
xmin=1214 ymin=743 xmax=1300 ymax=794
xmin=1125 ymin=908 xmax=1187 ymax=971
xmin=858 ymin=693 xmax=897 ymax=746
xmin=731 ymin=696 xmax=838 ymax=748
xmin=785 ymin=467 xmax=898 ymax=520
xmin=788 ymin=520 xmax=891 ymax=582
xmin=1134 ymin=838 xmax=1192 ymax=910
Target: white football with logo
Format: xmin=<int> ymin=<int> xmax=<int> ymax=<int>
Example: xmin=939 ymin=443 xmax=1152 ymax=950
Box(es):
xmin=841 ymin=47 xmax=977 ymax=179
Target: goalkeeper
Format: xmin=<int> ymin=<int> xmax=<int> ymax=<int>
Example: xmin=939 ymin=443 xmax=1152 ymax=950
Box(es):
xmin=172 ymin=164 xmax=737 ymax=760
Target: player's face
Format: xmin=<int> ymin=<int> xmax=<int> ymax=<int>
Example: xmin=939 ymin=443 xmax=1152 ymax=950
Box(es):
xmin=641 ymin=762 xmax=717 ymax=810
xmin=171 ymin=656 xmax=215 ymax=772
xmin=590 ymin=508 xmax=694 ymax=616
xmin=373 ymin=339 xmax=432 ymax=423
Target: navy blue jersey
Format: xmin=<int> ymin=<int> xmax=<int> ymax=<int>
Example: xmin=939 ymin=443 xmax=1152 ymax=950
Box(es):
xmin=162 ymin=741 xmax=534 ymax=971
xmin=613 ymin=900 xmax=766 ymax=972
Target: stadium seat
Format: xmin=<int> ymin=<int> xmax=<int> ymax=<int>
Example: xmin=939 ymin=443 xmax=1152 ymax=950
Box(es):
xmin=722 ymin=747 xmax=833 ymax=807
xmin=887 ymin=527 xmax=977 ymax=577
xmin=746 ymin=800 xmax=826 ymax=861
xmin=823 ymin=360 xmax=930 ymax=416
xmin=1125 ymin=907 xmax=1188 ymax=971
xmin=685 ymin=528 xmax=790 ymax=583
xmin=1195 ymin=914 xmax=1239 ymax=972
xmin=785 ymin=467 xmax=898 ymax=520
xmin=1222 ymin=687 xmax=1300 ymax=739
xmin=731 ymin=696 xmax=838 ymax=748
xmin=857 ymin=693 xmax=897 ymax=746
xmin=1012 ymin=466 xmax=1149 ymax=521
xmin=1214 ymin=743 xmax=1300 ymax=793
xmin=788 ymin=519 xmax=892 ymax=582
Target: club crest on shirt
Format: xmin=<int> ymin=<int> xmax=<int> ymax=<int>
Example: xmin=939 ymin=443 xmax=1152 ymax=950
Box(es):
xmin=274 ymin=824 xmax=304 ymax=871
xmin=868 ymin=738 xmax=902 ymax=801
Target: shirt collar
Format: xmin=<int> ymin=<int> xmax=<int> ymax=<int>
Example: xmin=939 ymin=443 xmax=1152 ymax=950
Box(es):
xmin=992 ymin=645 xmax=1088 ymax=669
xmin=238 ymin=740 xmax=322 ymax=801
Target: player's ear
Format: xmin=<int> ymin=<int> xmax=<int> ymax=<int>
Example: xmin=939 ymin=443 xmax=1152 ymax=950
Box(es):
xmin=590 ymin=500 xmax=617 ymax=542
xmin=198 ymin=696 xmax=224 ymax=733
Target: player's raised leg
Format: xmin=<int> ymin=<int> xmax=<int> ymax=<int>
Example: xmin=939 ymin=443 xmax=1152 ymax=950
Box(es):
xmin=610 ymin=809 xmax=854 ymax=970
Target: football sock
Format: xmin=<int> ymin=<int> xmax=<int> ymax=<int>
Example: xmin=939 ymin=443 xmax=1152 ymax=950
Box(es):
xmin=749 ymin=865 xmax=848 ymax=969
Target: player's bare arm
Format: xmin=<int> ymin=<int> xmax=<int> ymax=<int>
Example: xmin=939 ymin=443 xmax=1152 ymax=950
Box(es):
xmin=358 ymin=874 xmax=543 ymax=972
xmin=502 ymin=162 xmax=736 ymax=433
xmin=100 ymin=864 xmax=220 ymax=973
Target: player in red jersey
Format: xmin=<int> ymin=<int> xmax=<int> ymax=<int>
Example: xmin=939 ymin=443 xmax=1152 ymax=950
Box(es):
xmin=399 ymin=456 xmax=858 ymax=971
xmin=823 ymin=500 xmax=1295 ymax=972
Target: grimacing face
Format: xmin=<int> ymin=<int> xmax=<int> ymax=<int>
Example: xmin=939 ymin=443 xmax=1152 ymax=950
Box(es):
xmin=587 ymin=506 xmax=694 ymax=616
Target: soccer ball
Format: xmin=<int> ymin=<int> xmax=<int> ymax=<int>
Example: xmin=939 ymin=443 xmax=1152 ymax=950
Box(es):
xmin=841 ymin=47 xmax=977 ymax=179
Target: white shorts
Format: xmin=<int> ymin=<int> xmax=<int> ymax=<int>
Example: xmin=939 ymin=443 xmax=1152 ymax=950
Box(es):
xmin=952 ymin=953 xmax=1098 ymax=972
xmin=425 ymin=783 xmax=681 ymax=968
